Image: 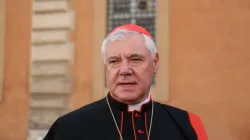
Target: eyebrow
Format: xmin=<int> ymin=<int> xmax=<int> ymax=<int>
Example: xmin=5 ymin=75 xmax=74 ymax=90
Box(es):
xmin=128 ymin=53 xmax=144 ymax=58
xmin=107 ymin=53 xmax=144 ymax=61
xmin=107 ymin=56 xmax=120 ymax=61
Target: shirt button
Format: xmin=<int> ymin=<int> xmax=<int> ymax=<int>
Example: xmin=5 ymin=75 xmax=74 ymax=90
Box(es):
xmin=137 ymin=129 xmax=145 ymax=135
xmin=135 ymin=113 xmax=141 ymax=117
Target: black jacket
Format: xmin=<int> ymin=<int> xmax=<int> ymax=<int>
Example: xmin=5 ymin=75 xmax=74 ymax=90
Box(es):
xmin=44 ymin=94 xmax=207 ymax=140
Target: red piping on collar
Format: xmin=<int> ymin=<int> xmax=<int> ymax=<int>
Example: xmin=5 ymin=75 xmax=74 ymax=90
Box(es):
xmin=132 ymin=112 xmax=137 ymax=140
xmin=144 ymin=112 xmax=149 ymax=138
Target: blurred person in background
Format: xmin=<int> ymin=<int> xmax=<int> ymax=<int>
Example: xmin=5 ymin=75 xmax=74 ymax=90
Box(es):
xmin=44 ymin=24 xmax=208 ymax=140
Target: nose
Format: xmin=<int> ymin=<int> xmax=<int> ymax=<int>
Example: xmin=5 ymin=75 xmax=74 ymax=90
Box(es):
xmin=119 ymin=61 xmax=132 ymax=76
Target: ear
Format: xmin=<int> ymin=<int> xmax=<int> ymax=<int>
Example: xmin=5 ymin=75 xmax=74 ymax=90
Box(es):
xmin=153 ymin=53 xmax=159 ymax=74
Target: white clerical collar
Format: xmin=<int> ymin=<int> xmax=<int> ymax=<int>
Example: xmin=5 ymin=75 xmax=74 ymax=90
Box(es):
xmin=128 ymin=95 xmax=151 ymax=112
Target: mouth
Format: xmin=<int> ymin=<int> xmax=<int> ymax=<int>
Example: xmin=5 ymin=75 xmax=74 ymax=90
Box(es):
xmin=118 ymin=82 xmax=137 ymax=86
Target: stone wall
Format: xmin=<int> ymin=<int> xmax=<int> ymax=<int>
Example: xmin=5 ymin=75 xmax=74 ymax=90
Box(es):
xmin=28 ymin=0 xmax=75 ymax=139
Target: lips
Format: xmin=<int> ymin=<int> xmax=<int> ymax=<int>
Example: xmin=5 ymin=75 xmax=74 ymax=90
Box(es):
xmin=118 ymin=82 xmax=137 ymax=85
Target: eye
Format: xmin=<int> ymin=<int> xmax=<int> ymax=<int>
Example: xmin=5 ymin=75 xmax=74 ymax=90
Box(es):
xmin=131 ymin=58 xmax=142 ymax=62
xmin=109 ymin=60 xmax=118 ymax=64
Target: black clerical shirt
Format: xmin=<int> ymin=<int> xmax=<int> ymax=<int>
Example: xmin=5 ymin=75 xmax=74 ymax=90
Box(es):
xmin=44 ymin=93 xmax=207 ymax=140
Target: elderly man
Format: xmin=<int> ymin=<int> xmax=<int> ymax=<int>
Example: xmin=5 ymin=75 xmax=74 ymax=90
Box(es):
xmin=44 ymin=24 xmax=208 ymax=140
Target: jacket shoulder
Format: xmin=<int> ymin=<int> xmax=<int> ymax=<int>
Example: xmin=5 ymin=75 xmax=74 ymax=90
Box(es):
xmin=158 ymin=103 xmax=208 ymax=140
xmin=59 ymin=98 xmax=106 ymax=121
xmin=187 ymin=112 xmax=208 ymax=140
xmin=158 ymin=103 xmax=188 ymax=115
xmin=43 ymin=98 xmax=106 ymax=139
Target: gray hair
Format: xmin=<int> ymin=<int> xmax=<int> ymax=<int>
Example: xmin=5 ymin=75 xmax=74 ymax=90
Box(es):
xmin=101 ymin=29 xmax=157 ymax=64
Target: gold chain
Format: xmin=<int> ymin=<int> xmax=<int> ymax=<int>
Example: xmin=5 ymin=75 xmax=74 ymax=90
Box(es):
xmin=106 ymin=96 xmax=154 ymax=140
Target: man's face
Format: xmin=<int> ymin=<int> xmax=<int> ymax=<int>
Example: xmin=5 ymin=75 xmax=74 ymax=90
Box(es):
xmin=105 ymin=34 xmax=159 ymax=104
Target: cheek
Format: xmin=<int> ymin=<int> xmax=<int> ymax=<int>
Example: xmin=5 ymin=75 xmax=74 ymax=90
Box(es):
xmin=106 ymin=70 xmax=118 ymax=85
xmin=135 ymin=62 xmax=155 ymax=82
xmin=134 ymin=69 xmax=154 ymax=84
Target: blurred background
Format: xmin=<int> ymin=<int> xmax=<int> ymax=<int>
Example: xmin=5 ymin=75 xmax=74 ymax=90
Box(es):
xmin=0 ymin=0 xmax=250 ymax=140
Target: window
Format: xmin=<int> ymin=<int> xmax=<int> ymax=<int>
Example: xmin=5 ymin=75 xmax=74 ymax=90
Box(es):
xmin=106 ymin=0 xmax=157 ymax=86
xmin=0 ymin=0 xmax=6 ymax=102
xmin=107 ymin=0 xmax=156 ymax=37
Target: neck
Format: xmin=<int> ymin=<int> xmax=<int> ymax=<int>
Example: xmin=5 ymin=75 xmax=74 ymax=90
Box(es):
xmin=128 ymin=95 xmax=151 ymax=111
xmin=110 ymin=93 xmax=151 ymax=112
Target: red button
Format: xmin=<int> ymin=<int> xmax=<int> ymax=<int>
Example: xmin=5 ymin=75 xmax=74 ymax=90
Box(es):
xmin=135 ymin=113 xmax=141 ymax=117
xmin=137 ymin=129 xmax=145 ymax=134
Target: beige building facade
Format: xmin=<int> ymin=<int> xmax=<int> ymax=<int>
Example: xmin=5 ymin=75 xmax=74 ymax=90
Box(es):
xmin=0 ymin=0 xmax=250 ymax=140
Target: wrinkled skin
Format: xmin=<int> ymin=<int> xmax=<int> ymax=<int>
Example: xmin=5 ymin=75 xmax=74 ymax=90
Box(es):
xmin=105 ymin=34 xmax=159 ymax=104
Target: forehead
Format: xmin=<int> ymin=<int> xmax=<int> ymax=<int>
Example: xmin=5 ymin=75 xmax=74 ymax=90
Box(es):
xmin=106 ymin=34 xmax=150 ymax=57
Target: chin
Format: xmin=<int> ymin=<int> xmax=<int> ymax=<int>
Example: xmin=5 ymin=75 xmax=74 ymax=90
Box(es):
xmin=120 ymin=96 xmax=137 ymax=102
xmin=115 ymin=91 xmax=141 ymax=103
